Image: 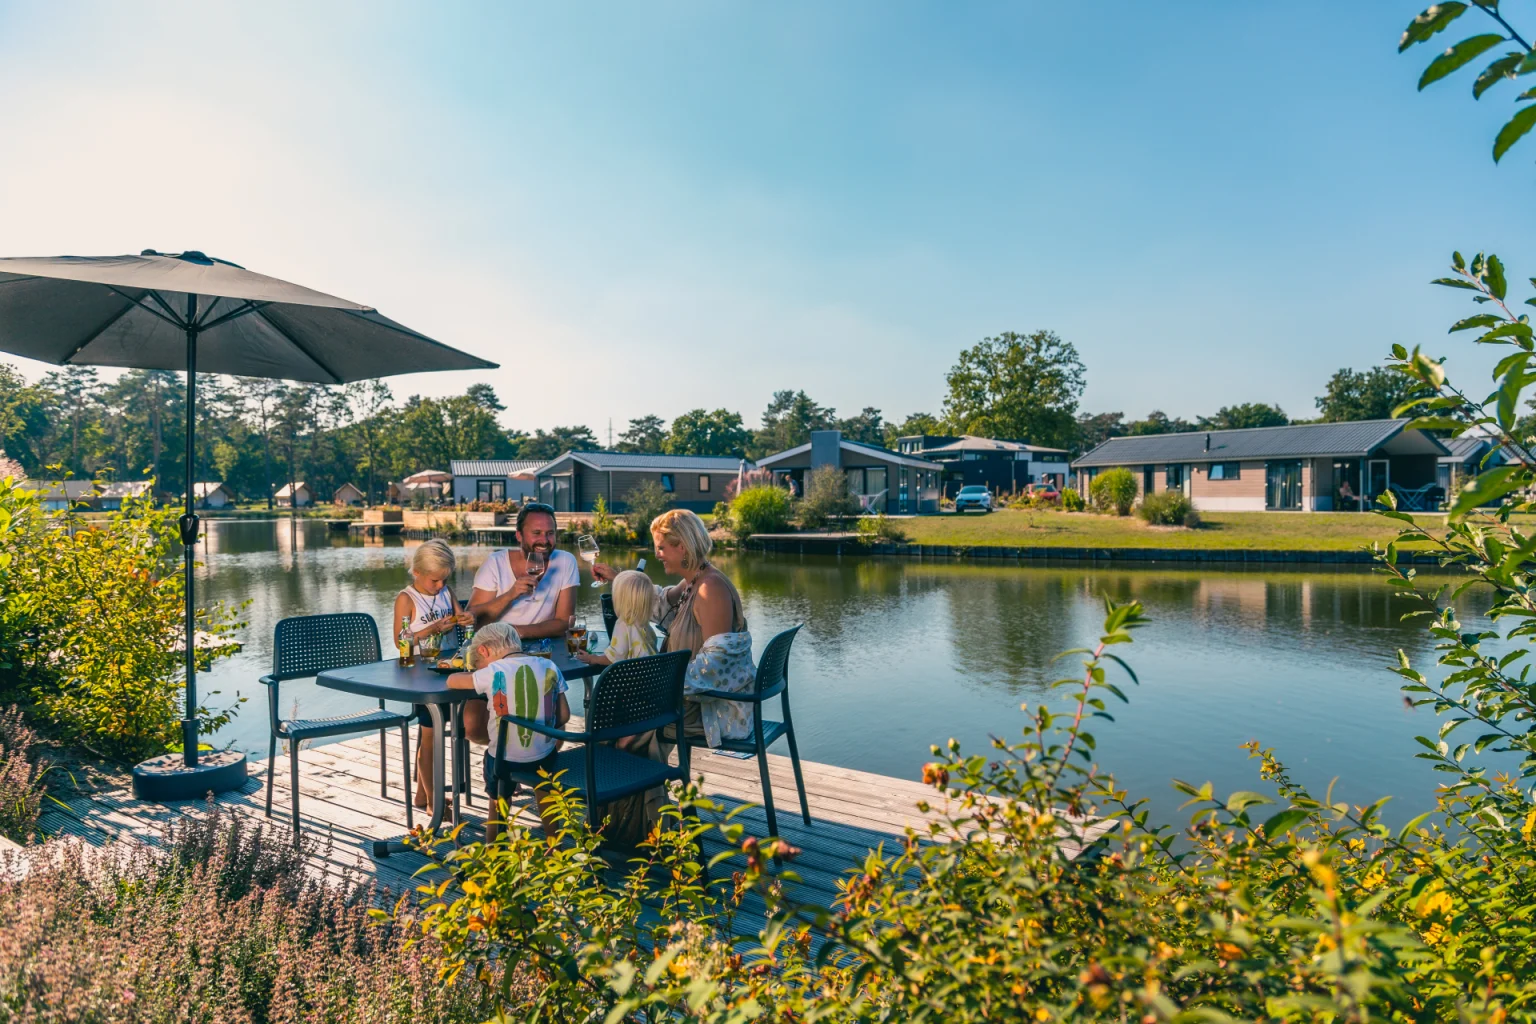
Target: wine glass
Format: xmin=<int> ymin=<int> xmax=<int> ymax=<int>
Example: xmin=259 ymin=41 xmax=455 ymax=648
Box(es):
xmin=525 ymin=549 xmax=546 ymax=583
xmin=577 ymin=534 xmax=603 ymax=588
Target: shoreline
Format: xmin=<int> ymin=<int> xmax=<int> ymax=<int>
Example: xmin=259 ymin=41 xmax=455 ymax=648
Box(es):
xmin=743 ymin=533 xmax=1440 ymax=565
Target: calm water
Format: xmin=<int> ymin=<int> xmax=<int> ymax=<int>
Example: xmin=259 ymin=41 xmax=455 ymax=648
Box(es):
xmin=197 ymin=518 xmax=1495 ymax=825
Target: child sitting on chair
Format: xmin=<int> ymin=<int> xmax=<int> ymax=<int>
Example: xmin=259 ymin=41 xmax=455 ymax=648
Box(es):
xmin=576 ymin=569 xmax=657 ymax=668
xmin=446 ymin=621 xmax=569 ymax=840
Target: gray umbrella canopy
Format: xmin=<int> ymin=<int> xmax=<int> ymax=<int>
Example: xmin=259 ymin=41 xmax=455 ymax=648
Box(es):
xmin=0 ymin=249 xmax=499 ymax=797
xmin=0 ymin=250 xmax=496 ymax=382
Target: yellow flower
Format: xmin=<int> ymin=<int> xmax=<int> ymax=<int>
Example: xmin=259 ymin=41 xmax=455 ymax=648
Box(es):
xmin=1522 ymin=809 xmax=1536 ymax=843
xmin=1417 ymin=888 xmax=1453 ymax=919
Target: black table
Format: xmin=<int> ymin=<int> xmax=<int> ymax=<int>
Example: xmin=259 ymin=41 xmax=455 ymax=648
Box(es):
xmin=316 ymin=638 xmax=604 ymax=857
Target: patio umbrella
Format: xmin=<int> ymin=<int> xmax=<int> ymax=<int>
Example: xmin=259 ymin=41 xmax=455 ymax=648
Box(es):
xmin=0 ymin=250 xmax=498 ymax=800
xmin=402 ymin=469 xmax=451 ymax=484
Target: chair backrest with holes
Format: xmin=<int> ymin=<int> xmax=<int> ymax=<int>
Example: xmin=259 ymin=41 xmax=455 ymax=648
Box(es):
xmin=272 ymin=613 xmax=382 ymax=682
xmin=586 ymin=649 xmax=690 ymax=740
xmin=753 ymin=624 xmax=802 ymax=700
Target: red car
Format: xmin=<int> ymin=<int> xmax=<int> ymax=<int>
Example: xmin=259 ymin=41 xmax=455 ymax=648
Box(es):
xmin=1024 ymin=483 xmax=1061 ymax=502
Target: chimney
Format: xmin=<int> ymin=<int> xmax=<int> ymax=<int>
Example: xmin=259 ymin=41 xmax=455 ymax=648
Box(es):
xmin=1204 ymin=433 xmax=1210 ymax=452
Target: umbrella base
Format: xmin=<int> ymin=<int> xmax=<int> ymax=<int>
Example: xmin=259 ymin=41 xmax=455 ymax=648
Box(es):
xmin=131 ymin=750 xmax=249 ymax=802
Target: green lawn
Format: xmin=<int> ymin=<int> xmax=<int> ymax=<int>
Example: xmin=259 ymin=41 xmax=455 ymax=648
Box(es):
xmin=897 ymin=509 xmax=1452 ymax=551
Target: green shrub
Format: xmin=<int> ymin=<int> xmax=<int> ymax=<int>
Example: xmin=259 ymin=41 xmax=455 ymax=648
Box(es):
xmin=855 ymin=513 xmax=910 ymax=545
xmin=1089 ymin=467 xmax=1137 ymax=515
xmin=1137 ymin=489 xmax=1198 ymax=527
xmin=1061 ymin=486 xmax=1086 ymax=512
xmin=0 ymin=479 xmax=244 ymax=762
xmin=727 ymin=484 xmax=794 ymax=540
xmin=798 ymin=465 xmax=860 ymax=530
xmin=620 ymin=480 xmax=672 ymax=540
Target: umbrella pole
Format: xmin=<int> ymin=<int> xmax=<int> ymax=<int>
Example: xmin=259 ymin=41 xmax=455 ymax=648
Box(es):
xmin=180 ymin=299 xmax=200 ymax=767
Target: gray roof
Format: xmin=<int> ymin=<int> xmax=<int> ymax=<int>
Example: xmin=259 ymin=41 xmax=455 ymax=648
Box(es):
xmin=922 ymin=435 xmax=1069 ymax=456
xmin=1072 ymin=419 xmax=1447 ymax=468
xmin=1439 ymin=435 xmax=1493 ymax=461
xmin=541 ymin=451 xmax=749 ymax=473
xmin=451 ymin=459 xmax=547 ymax=476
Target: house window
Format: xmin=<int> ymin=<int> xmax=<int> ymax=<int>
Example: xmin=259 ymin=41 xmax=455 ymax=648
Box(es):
xmin=660 ymin=474 xmax=675 ymax=493
xmin=1165 ymin=464 xmax=1185 ymax=489
xmin=477 ymin=479 xmax=506 ymax=501
xmin=1208 ymin=462 xmax=1241 ymax=481
xmin=698 ymin=475 xmax=710 ymax=492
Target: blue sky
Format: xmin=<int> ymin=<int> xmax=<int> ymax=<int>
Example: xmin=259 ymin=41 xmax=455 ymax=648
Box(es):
xmin=0 ymin=1 xmax=1528 ymax=437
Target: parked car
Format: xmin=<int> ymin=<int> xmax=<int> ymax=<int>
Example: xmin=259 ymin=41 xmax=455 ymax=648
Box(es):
xmin=1023 ymin=483 xmax=1061 ymax=503
xmin=953 ymin=485 xmax=994 ymax=512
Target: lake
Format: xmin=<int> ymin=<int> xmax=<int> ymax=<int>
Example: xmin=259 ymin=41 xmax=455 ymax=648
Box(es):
xmin=198 ymin=518 xmax=1490 ymax=826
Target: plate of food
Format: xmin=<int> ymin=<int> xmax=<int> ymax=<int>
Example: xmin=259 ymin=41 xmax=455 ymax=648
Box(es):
xmin=429 ymin=656 xmax=466 ymax=674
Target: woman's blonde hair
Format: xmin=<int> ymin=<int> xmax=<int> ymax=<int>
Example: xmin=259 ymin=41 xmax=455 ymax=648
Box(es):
xmin=650 ymin=508 xmax=712 ymax=571
xmin=467 ymin=621 xmax=520 ymax=670
xmin=409 ymin=538 xmax=456 ymax=578
xmin=611 ymin=570 xmax=657 ymax=626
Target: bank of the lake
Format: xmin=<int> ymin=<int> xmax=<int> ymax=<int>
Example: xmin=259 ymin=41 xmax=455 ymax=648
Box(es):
xmin=195 ymin=517 xmax=1504 ymax=827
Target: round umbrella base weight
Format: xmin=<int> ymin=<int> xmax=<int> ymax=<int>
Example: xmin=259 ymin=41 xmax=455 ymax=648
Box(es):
xmin=131 ymin=750 xmax=249 ymax=802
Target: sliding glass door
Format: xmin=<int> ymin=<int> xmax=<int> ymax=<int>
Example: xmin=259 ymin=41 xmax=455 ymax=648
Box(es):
xmin=1265 ymin=460 xmax=1302 ymax=510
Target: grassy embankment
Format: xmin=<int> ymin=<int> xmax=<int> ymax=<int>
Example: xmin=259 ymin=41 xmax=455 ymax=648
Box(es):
xmin=896 ymin=509 xmax=1459 ymax=551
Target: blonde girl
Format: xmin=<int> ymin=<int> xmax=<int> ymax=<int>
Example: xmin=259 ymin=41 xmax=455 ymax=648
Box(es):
xmin=391 ymin=538 xmax=481 ymax=810
xmin=575 ymin=569 xmax=657 ymax=667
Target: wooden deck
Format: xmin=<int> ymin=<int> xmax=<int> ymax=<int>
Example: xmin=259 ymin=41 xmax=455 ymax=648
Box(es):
xmin=35 ymin=731 xmax=986 ymax=920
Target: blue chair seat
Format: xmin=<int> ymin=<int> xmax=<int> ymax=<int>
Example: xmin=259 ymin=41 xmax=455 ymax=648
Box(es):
xmin=494 ymin=745 xmax=684 ymax=804
xmin=708 ymin=720 xmax=787 ymax=753
xmin=281 ymin=708 xmax=411 ymax=742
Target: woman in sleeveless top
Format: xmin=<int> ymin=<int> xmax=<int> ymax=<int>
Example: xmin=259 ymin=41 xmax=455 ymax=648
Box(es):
xmin=595 ymin=509 xmax=755 ymax=744
xmin=391 ymin=539 xmax=477 ymax=810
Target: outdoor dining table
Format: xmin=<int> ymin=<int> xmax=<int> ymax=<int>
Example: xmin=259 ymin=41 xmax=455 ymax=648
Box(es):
xmin=316 ymin=636 xmax=605 ymax=858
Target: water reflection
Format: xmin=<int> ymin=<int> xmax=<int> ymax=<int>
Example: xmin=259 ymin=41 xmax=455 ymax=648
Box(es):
xmin=194 ymin=521 xmax=1490 ymax=826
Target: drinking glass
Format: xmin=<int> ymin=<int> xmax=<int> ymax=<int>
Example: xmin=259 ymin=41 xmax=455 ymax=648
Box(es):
xmin=525 ymin=549 xmax=546 ymax=582
xmin=567 ymin=615 xmax=588 ymax=656
xmin=577 ymin=534 xmax=603 ymax=588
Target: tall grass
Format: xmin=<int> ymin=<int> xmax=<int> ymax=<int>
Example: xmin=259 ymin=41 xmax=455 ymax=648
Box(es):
xmin=0 ymin=809 xmax=493 ymax=1021
xmin=0 ymin=707 xmax=46 ymax=845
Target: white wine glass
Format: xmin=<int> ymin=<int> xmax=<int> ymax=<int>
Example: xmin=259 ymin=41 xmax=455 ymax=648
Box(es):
xmin=577 ymin=534 xmax=603 ymax=587
xmin=525 ymin=548 xmax=546 ymax=582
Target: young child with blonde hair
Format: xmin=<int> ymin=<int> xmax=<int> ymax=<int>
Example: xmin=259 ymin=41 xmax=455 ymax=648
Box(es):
xmin=447 ymin=620 xmax=569 ymax=839
xmin=576 ymin=569 xmax=657 ymax=667
xmin=391 ymin=538 xmax=477 ymax=811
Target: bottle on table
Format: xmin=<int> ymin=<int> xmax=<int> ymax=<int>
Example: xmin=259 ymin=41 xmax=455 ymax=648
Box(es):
xmin=397 ymin=615 xmax=415 ymax=667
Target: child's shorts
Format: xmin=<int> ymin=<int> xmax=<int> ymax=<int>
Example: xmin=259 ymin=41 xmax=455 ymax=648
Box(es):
xmin=482 ymin=750 xmax=561 ymax=798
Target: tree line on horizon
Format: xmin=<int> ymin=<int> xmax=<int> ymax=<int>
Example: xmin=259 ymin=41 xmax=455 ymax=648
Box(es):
xmin=0 ymin=337 xmax=1426 ymax=505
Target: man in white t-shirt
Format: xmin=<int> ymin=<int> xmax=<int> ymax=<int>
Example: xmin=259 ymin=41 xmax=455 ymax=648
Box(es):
xmin=469 ymin=502 xmax=578 ymax=638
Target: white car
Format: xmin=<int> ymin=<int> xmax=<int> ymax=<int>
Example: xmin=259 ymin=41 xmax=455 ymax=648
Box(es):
xmin=953 ymin=485 xmax=993 ymax=512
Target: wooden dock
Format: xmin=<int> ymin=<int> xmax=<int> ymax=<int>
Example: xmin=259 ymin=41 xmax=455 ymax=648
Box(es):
xmin=34 ymin=731 xmax=1075 ymax=928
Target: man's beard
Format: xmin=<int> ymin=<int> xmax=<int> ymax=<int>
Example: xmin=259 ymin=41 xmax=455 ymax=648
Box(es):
xmin=520 ymin=540 xmax=552 ymax=557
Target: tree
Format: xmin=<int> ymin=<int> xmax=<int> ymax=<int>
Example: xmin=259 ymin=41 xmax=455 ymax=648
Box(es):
xmin=883 ymin=411 xmax=944 ymax=447
xmin=941 ymin=330 xmax=1086 ymax=450
xmin=396 ymin=394 xmax=511 ymax=470
xmin=664 ymin=409 xmax=750 ymax=458
xmin=615 ymin=415 xmax=667 ymax=453
xmin=0 ymin=365 xmax=55 ymax=476
xmin=751 ymin=390 xmax=835 ymax=458
xmin=465 ymin=382 xmax=505 ymax=413
xmin=835 ymin=406 xmax=885 ymax=446
xmin=233 ymin=376 xmax=286 ymax=508
xmin=40 ymin=367 xmax=103 ymax=475
xmin=521 ymin=425 xmax=600 ymax=461
xmin=1315 ymin=366 xmax=1422 ymax=422
xmin=1126 ymin=409 xmax=1194 ymax=435
xmin=341 ymin=380 xmax=393 ymax=503
xmin=1197 ymin=403 xmax=1288 ymax=431
xmin=1074 ymin=411 xmax=1125 ymax=453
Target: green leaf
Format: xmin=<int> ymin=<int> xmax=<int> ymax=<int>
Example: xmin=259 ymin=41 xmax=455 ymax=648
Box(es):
xmin=1498 ymin=366 xmax=1524 ymax=429
xmin=1419 ymin=34 xmax=1505 ymax=90
xmin=1403 ymin=416 xmax=1466 ymax=432
xmin=1494 ymin=104 xmax=1536 ymax=161
xmin=1431 ymin=277 xmax=1483 ymax=291
xmin=1450 ymin=313 xmax=1503 ymax=332
xmin=1400 ymin=3 xmax=1468 ymax=52
xmin=1486 ymin=253 xmax=1508 ymax=300
xmin=1492 ymin=350 xmax=1531 ymax=378
xmin=1261 ymin=809 xmax=1309 ymax=839
xmin=1475 ymin=52 xmax=1523 ymax=97
xmin=1450 ymin=465 xmax=1522 ymax=519
xmin=1226 ymin=791 xmax=1273 ymax=814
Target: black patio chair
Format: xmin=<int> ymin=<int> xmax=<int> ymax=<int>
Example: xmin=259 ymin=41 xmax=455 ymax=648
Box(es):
xmin=682 ymin=624 xmax=809 ymax=838
xmin=488 ymin=649 xmax=692 ymax=833
xmin=260 ymin=613 xmax=413 ymax=840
